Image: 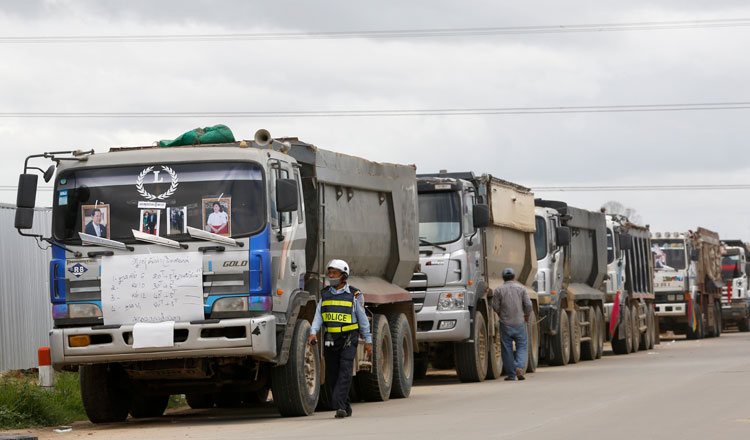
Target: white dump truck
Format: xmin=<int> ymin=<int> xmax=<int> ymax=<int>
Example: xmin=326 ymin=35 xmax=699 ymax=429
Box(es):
xmin=720 ymin=240 xmax=750 ymax=332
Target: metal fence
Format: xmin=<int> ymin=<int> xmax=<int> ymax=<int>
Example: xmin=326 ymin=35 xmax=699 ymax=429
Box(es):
xmin=0 ymin=203 xmax=53 ymax=371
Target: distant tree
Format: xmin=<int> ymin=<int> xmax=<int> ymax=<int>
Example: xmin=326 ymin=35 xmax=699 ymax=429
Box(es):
xmin=601 ymin=200 xmax=643 ymax=225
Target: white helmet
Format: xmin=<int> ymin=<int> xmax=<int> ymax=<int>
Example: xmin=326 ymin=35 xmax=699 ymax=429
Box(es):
xmin=326 ymin=259 xmax=350 ymax=277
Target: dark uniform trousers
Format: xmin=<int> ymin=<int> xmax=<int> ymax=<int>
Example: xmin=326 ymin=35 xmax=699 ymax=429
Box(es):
xmin=324 ymin=331 xmax=358 ymax=413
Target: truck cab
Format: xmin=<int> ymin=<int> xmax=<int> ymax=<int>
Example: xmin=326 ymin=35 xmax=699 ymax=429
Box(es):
xmin=651 ymin=232 xmax=693 ymax=323
xmin=720 ymin=240 xmax=750 ymax=331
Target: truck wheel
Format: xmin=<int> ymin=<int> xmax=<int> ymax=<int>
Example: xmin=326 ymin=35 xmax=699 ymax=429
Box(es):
xmin=739 ymin=317 xmax=750 ymax=332
xmin=388 ymin=313 xmax=414 ymax=398
xmin=414 ymin=358 xmax=429 ymax=379
xmin=526 ymin=310 xmax=539 ymax=373
xmin=129 ymin=393 xmax=169 ymax=418
xmin=687 ymin=303 xmax=701 ymax=340
xmin=581 ymin=307 xmax=598 ymax=361
xmin=486 ymin=311 xmax=503 ymax=380
xmin=358 ymin=314 xmax=393 ymax=401
xmin=568 ymin=309 xmax=581 ymax=364
xmin=612 ymin=307 xmax=632 ymax=354
xmin=639 ymin=305 xmax=650 ymax=351
xmin=714 ymin=302 xmax=722 ymax=338
xmin=648 ymin=306 xmax=656 ymax=349
xmin=271 ymin=319 xmax=320 ymax=416
xmin=79 ymin=363 xmax=131 ymax=423
xmin=549 ymin=309 xmax=570 ymax=366
xmin=455 ymin=312 xmax=488 ymax=382
xmin=595 ymin=307 xmax=604 ymax=358
xmin=630 ymin=305 xmax=640 ymax=353
xmin=186 ymin=393 xmax=214 ymax=409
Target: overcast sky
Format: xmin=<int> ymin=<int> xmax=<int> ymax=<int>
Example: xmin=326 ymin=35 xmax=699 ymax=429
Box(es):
xmin=2 ymin=0 xmax=750 ymax=239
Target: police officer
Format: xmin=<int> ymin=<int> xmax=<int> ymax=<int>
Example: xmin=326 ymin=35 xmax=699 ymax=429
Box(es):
xmin=308 ymin=259 xmax=373 ymax=418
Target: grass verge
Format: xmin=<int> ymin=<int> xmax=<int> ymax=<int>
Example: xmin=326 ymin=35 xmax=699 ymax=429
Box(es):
xmin=0 ymin=370 xmax=86 ymax=429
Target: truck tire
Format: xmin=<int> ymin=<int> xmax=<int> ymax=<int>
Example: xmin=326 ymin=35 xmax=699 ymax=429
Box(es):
xmin=455 ymin=312 xmax=489 ymax=382
xmin=129 ymin=393 xmax=169 ymax=418
xmin=739 ymin=317 xmax=750 ymax=332
xmin=581 ymin=307 xmax=598 ymax=361
xmin=526 ymin=310 xmax=539 ymax=373
xmin=648 ymin=306 xmax=656 ymax=349
xmin=79 ymin=363 xmax=131 ymax=423
xmin=595 ymin=306 xmax=604 ymax=359
xmin=638 ymin=304 xmax=649 ymax=351
xmin=568 ymin=309 xmax=581 ymax=364
xmin=486 ymin=311 xmax=503 ymax=380
xmin=687 ymin=303 xmax=702 ymax=340
xmin=714 ymin=302 xmax=722 ymax=338
xmin=388 ymin=313 xmax=414 ymax=398
xmin=271 ymin=319 xmax=320 ymax=416
xmin=549 ymin=309 xmax=570 ymax=366
xmin=612 ymin=307 xmax=632 ymax=355
xmin=186 ymin=393 xmax=214 ymax=409
xmin=358 ymin=314 xmax=394 ymax=401
xmin=630 ymin=305 xmax=639 ymax=353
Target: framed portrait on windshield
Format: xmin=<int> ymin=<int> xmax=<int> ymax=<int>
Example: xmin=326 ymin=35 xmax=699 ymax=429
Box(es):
xmin=202 ymin=197 xmax=231 ymax=237
xmin=81 ymin=204 xmax=110 ymax=239
xmin=167 ymin=206 xmax=187 ymax=235
xmin=139 ymin=209 xmax=160 ymax=236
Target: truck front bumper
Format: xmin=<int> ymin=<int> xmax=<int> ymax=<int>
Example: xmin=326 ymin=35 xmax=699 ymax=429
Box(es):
xmin=49 ymin=316 xmax=276 ymax=369
xmin=415 ymin=308 xmax=471 ymax=342
xmin=655 ymin=302 xmax=686 ymax=317
xmin=721 ymin=301 xmax=749 ymax=320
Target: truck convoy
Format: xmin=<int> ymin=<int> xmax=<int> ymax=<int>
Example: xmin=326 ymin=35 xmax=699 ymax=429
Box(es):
xmin=409 ymin=172 xmax=539 ymax=382
xmin=533 ymin=200 xmax=607 ymax=366
xmin=602 ymin=214 xmax=657 ymax=354
xmin=720 ymin=240 xmax=750 ymax=332
xmin=13 ymin=130 xmax=419 ymax=422
xmin=651 ymin=228 xmax=723 ymax=339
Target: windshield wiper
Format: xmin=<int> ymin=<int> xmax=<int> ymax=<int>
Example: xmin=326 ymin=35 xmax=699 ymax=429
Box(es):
xmin=420 ymin=237 xmax=446 ymax=251
xmin=79 ymin=232 xmax=133 ymax=252
xmin=187 ymin=226 xmax=243 ymax=247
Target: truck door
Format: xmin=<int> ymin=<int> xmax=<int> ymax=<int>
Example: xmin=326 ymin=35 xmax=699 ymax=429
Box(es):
xmin=463 ymin=191 xmax=482 ymax=298
xmin=549 ymin=217 xmax=563 ymax=293
xmin=269 ymin=159 xmax=307 ymax=312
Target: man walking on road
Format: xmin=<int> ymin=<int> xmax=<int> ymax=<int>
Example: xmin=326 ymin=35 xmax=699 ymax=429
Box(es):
xmin=492 ymin=268 xmax=532 ymax=381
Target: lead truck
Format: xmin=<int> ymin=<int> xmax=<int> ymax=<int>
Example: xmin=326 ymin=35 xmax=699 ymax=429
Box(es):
xmin=13 ymin=130 xmax=419 ymax=422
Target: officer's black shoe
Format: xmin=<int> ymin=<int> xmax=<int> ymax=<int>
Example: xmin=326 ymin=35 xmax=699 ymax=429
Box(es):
xmin=346 ymin=409 xmax=352 ymax=417
xmin=335 ymin=409 xmax=347 ymax=418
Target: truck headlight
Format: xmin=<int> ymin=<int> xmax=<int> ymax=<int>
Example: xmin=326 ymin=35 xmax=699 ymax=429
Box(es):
xmin=437 ymin=292 xmax=465 ymax=311
xmin=675 ymin=294 xmax=684 ymax=301
xmin=667 ymin=294 xmax=675 ymax=301
xmin=212 ymin=296 xmax=248 ymax=312
xmin=69 ymin=303 xmax=102 ymax=318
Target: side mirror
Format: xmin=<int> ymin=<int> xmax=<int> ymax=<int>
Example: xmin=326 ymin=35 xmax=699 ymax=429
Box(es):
xmin=690 ymin=249 xmax=699 ymax=261
xmin=15 ymin=174 xmax=38 ymax=230
xmin=617 ymin=233 xmax=633 ymax=251
xmin=43 ymin=165 xmax=56 ymax=183
xmin=555 ymin=226 xmax=571 ymax=247
xmin=275 ymin=179 xmax=298 ymax=213
xmin=472 ymin=204 xmax=490 ymax=229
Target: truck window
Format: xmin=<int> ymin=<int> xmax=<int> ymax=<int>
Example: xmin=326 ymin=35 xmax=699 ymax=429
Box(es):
xmin=418 ymin=191 xmax=461 ymax=244
xmin=53 ymin=162 xmax=266 ymax=243
xmin=651 ymin=240 xmax=686 ymax=271
xmin=463 ymin=192 xmax=476 ymax=236
xmin=722 ymin=254 xmax=741 ymax=280
xmin=606 ymin=229 xmax=615 ymax=264
xmin=271 ymin=168 xmax=293 ymax=228
xmin=534 ymin=216 xmax=547 ymax=260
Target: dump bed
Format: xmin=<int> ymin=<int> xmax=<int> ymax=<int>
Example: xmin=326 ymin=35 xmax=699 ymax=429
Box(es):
xmin=479 ymin=175 xmax=537 ymax=292
xmin=285 ymin=140 xmax=419 ymax=304
xmin=694 ymin=227 xmax=722 ymax=293
xmin=618 ymin=219 xmax=655 ymax=300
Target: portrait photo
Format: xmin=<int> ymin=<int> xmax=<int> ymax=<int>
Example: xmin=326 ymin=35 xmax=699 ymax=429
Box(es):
xmin=167 ymin=206 xmax=187 ymax=235
xmin=139 ymin=209 xmax=161 ymax=236
xmin=202 ymin=197 xmax=231 ymax=237
xmin=81 ymin=204 xmax=110 ymax=239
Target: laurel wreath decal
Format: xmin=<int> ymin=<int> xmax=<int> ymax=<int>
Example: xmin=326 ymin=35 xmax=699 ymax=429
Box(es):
xmin=136 ymin=166 xmax=179 ymax=200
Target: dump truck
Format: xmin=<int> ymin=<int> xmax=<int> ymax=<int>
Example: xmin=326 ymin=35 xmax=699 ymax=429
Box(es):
xmin=602 ymin=214 xmax=657 ymax=354
xmin=651 ymin=228 xmax=723 ymax=339
xmin=533 ymin=200 xmax=607 ymax=366
xmin=13 ymin=129 xmax=419 ymax=423
xmin=720 ymin=240 xmax=750 ymax=332
xmin=408 ymin=172 xmax=539 ymax=381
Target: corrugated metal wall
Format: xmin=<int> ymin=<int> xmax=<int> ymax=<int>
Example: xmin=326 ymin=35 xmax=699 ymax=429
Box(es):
xmin=0 ymin=203 xmax=53 ymax=370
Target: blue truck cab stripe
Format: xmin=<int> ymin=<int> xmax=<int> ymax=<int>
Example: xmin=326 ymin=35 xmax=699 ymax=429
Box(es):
xmin=249 ymin=224 xmax=272 ymax=297
xmin=50 ymin=244 xmax=66 ymax=304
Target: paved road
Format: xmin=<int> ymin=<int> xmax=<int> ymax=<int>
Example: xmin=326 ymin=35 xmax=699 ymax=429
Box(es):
xmin=17 ymin=332 xmax=750 ymax=440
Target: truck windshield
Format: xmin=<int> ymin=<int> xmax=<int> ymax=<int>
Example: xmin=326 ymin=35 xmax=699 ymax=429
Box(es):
xmin=53 ymin=162 xmax=266 ymax=243
xmin=651 ymin=240 xmax=686 ymax=271
xmin=418 ymin=191 xmax=461 ymax=245
xmin=722 ymin=254 xmax=742 ymax=280
xmin=534 ymin=216 xmax=547 ymax=260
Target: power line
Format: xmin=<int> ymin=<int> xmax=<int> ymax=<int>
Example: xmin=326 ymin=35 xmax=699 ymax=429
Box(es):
xmin=532 ymin=184 xmax=750 ymax=192
xmin=2 ymin=18 xmax=750 ymax=43
xmin=2 ymin=101 xmax=750 ymax=118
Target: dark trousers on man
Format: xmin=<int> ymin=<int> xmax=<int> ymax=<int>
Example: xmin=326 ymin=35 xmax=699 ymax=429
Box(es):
xmin=324 ymin=331 xmax=358 ymax=414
